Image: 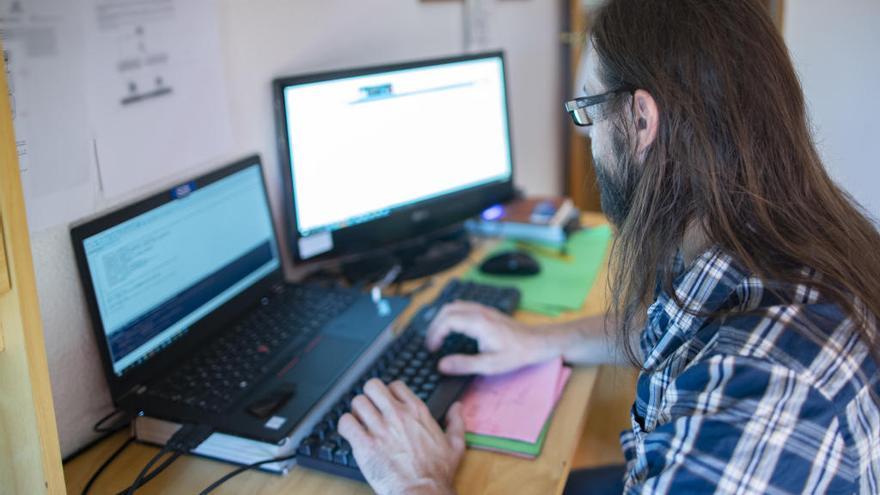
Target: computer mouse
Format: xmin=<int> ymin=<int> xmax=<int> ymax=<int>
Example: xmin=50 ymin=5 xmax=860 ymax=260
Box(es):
xmin=479 ymin=250 xmax=541 ymax=276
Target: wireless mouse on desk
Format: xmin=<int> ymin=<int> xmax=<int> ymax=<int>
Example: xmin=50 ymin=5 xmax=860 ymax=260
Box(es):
xmin=479 ymin=250 xmax=541 ymax=276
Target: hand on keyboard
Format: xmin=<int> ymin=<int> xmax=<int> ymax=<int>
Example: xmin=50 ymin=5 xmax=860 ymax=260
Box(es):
xmin=426 ymin=300 xmax=551 ymax=376
xmin=295 ymin=279 xmax=521 ymax=483
xmin=338 ymin=378 xmax=464 ymax=495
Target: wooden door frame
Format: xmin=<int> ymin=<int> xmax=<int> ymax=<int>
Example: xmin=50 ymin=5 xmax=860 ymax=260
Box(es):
xmin=0 ymin=39 xmax=66 ymax=493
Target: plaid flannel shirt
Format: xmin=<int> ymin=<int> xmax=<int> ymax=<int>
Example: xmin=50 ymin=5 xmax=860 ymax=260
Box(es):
xmin=621 ymin=248 xmax=880 ymax=494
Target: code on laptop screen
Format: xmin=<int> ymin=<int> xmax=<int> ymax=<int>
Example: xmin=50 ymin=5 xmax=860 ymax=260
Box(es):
xmin=82 ymin=164 xmax=280 ymax=376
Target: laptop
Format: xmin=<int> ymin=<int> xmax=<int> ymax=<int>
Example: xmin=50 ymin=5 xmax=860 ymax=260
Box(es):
xmin=71 ymin=155 xmax=408 ymax=444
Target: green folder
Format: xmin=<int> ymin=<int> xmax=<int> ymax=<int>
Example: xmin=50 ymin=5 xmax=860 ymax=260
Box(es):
xmin=465 ymin=415 xmax=553 ymax=458
xmin=465 ymin=225 xmax=612 ymax=316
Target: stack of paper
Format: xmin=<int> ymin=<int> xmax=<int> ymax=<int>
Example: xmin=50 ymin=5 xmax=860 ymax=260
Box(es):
xmin=460 ymin=357 xmax=571 ymax=458
xmin=465 ymin=225 xmax=612 ymax=316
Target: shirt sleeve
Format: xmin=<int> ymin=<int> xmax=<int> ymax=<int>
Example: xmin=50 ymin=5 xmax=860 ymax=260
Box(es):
xmin=625 ymin=354 xmax=858 ymax=494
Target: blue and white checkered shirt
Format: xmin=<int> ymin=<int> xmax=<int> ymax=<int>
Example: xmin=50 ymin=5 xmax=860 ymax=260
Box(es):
xmin=621 ymin=248 xmax=880 ymax=494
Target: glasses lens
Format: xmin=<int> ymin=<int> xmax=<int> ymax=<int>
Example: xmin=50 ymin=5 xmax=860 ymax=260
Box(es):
xmin=570 ymin=108 xmax=591 ymax=127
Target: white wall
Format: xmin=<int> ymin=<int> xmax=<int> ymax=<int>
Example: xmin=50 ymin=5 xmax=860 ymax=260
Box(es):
xmin=33 ymin=0 xmax=562 ymax=457
xmin=784 ymin=0 xmax=880 ymax=221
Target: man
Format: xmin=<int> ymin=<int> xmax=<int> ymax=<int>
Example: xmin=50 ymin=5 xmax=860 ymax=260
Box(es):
xmin=337 ymin=0 xmax=880 ymax=493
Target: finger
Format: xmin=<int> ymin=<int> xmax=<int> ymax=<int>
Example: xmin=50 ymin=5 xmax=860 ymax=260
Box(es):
xmin=444 ymin=402 xmax=466 ymax=454
xmin=388 ymin=380 xmax=422 ymax=411
xmin=425 ymin=301 xmax=486 ymax=350
xmin=350 ymin=394 xmax=384 ymax=432
xmin=425 ymin=303 xmax=490 ymax=351
xmin=362 ymin=378 xmax=401 ymax=416
xmin=424 ymin=304 xmax=459 ymax=352
xmin=337 ymin=412 xmax=372 ymax=449
xmin=438 ymin=353 xmax=505 ymax=375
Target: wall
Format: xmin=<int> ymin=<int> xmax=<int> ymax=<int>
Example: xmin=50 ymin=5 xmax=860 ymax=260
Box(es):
xmin=783 ymin=0 xmax=880 ymax=221
xmin=30 ymin=0 xmax=562 ymax=457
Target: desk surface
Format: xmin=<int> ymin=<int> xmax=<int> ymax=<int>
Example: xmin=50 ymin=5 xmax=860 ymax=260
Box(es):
xmin=64 ymin=213 xmax=611 ymax=495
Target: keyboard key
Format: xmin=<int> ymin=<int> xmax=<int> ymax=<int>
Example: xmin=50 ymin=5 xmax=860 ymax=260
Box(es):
xmin=333 ymin=445 xmax=351 ymax=465
xmin=318 ymin=442 xmax=336 ymax=461
xmin=298 ymin=435 xmax=318 ymax=457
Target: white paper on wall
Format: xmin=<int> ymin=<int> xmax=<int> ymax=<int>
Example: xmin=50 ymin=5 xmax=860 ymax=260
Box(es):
xmin=0 ymin=0 xmax=233 ymax=232
xmin=0 ymin=0 xmax=98 ymax=231
xmin=86 ymin=0 xmax=234 ymax=199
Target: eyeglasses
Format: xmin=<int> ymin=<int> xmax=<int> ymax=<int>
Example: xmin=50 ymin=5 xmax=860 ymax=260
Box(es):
xmin=564 ymin=88 xmax=632 ymax=127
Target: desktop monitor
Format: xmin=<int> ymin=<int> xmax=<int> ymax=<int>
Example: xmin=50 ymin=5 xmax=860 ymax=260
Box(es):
xmin=273 ymin=51 xmax=515 ymax=271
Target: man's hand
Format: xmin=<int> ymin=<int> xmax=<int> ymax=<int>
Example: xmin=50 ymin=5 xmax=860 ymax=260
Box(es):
xmin=337 ymin=378 xmax=464 ymax=495
xmin=425 ymin=301 xmax=553 ymax=375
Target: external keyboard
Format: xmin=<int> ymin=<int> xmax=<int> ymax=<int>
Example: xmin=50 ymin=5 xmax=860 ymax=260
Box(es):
xmin=145 ymin=284 xmax=359 ymax=413
xmin=295 ymin=279 xmax=521 ymax=481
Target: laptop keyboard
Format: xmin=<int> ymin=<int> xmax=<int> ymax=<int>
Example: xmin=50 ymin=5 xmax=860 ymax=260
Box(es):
xmin=295 ymin=279 xmax=520 ymax=481
xmin=144 ymin=284 xmax=359 ymax=413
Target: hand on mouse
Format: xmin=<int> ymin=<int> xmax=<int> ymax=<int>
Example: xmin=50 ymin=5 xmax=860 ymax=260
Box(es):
xmin=425 ymin=301 xmax=554 ymax=375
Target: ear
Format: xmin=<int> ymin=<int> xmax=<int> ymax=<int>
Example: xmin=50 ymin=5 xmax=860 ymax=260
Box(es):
xmin=632 ymin=89 xmax=659 ymax=156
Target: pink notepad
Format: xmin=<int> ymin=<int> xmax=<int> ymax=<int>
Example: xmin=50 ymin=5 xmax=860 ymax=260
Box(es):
xmin=460 ymin=357 xmax=571 ymax=443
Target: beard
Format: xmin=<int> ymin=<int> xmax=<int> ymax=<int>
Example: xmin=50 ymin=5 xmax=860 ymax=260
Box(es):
xmin=593 ymin=131 xmax=642 ymax=227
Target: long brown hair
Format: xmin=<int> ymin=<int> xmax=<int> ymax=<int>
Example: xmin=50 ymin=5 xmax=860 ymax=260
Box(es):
xmin=591 ymin=0 xmax=880 ymax=366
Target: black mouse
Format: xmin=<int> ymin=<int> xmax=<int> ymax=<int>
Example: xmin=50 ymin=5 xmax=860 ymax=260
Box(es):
xmin=479 ymin=250 xmax=541 ymax=276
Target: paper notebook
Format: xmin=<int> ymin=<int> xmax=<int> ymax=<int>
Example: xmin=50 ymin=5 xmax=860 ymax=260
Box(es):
xmin=461 ymin=358 xmax=571 ymax=458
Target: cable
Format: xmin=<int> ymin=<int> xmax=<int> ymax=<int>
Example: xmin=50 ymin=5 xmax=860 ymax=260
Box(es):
xmin=93 ymin=409 xmax=133 ymax=434
xmin=124 ymin=445 xmax=173 ymax=495
xmin=198 ymin=453 xmax=297 ymax=494
xmin=118 ymin=423 xmax=215 ymax=494
xmin=80 ymin=436 xmax=135 ymax=495
xmin=112 ymin=451 xmax=181 ymax=495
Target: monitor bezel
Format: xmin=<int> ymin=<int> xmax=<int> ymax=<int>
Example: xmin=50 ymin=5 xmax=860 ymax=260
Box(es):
xmin=273 ymin=51 xmax=516 ymax=264
xmin=70 ymin=155 xmax=285 ymax=402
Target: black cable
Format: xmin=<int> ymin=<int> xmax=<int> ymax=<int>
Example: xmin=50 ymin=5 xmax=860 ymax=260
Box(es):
xmin=93 ymin=409 xmax=133 ymax=434
xmin=198 ymin=453 xmax=297 ymax=494
xmin=80 ymin=436 xmax=135 ymax=495
xmin=119 ymin=423 xmax=215 ymax=494
xmin=124 ymin=445 xmax=173 ymax=495
xmin=133 ymin=451 xmax=181 ymax=487
xmin=114 ymin=451 xmax=181 ymax=495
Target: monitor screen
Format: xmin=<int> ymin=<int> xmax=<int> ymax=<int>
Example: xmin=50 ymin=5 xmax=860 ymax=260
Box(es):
xmin=276 ymin=52 xmax=515 ymax=261
xmin=80 ymin=163 xmax=280 ymax=376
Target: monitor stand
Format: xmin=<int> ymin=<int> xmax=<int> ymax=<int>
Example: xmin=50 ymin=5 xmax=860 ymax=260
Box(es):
xmin=341 ymin=225 xmax=472 ymax=285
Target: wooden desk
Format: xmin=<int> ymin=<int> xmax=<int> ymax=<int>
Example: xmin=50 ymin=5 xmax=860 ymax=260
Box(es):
xmin=64 ymin=214 xmax=611 ymax=495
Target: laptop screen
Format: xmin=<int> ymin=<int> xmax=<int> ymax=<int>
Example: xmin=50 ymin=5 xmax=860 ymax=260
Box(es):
xmin=81 ymin=163 xmax=280 ymax=376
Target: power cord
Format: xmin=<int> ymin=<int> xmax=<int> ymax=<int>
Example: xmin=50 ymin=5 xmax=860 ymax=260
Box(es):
xmin=198 ymin=452 xmax=298 ymax=494
xmin=80 ymin=434 xmax=182 ymax=495
xmin=80 ymin=436 xmax=135 ymax=495
xmin=93 ymin=408 xmax=134 ymax=434
xmin=123 ymin=445 xmax=176 ymax=495
xmin=79 ymin=408 xmax=138 ymax=495
xmin=115 ymin=423 xmax=215 ymax=495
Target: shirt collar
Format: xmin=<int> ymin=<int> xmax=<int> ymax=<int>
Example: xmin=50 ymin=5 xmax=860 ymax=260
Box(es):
xmin=641 ymin=247 xmax=752 ymax=370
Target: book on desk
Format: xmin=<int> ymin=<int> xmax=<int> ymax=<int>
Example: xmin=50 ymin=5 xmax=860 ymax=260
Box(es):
xmin=465 ymin=197 xmax=581 ymax=246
